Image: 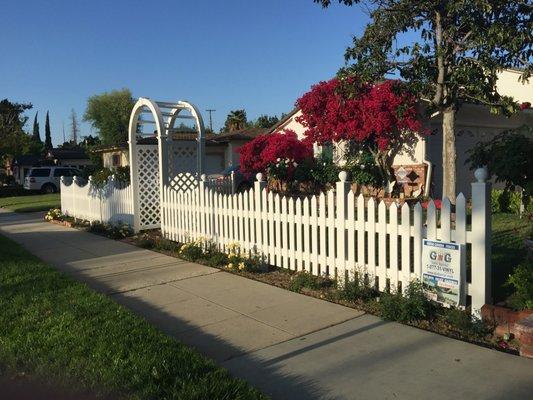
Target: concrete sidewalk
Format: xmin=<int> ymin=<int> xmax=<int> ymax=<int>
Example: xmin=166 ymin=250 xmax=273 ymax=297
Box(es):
xmin=1 ymin=209 xmax=532 ymax=400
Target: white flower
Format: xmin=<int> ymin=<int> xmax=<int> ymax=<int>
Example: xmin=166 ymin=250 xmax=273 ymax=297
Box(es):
xmin=359 ymin=150 xmax=363 ymax=154
xmin=360 ymin=164 xmax=365 ymax=170
xmin=293 ymin=162 xmax=298 ymax=167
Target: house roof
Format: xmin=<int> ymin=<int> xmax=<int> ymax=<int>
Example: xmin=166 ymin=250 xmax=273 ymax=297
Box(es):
xmin=12 ymin=155 xmax=41 ymax=166
xmin=211 ymin=127 xmax=269 ymax=142
xmin=268 ymin=108 xmax=300 ymax=133
xmin=46 ymin=148 xmax=89 ymax=160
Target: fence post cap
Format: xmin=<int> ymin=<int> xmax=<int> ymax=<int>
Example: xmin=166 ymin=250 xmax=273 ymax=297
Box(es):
xmin=256 ymin=172 xmax=264 ymax=182
xmin=338 ymin=170 xmax=348 ymax=182
xmin=474 ymin=166 xmax=488 ymax=183
xmin=200 ymin=174 xmax=207 ymax=181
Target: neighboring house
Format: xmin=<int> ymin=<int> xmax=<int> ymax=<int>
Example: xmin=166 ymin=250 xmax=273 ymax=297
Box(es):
xmin=7 ymin=155 xmax=41 ymax=185
xmin=93 ymin=128 xmax=268 ymax=174
xmin=45 ymin=148 xmax=92 ymax=170
xmin=270 ymin=70 xmax=533 ymax=198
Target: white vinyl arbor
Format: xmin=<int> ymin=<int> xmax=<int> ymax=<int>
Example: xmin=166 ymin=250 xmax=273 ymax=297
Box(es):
xmin=128 ymin=98 xmax=206 ymax=232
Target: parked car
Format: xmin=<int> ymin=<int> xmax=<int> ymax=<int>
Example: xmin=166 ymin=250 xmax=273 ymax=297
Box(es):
xmin=24 ymin=166 xmax=81 ymax=193
xmin=208 ymin=165 xmax=253 ymax=193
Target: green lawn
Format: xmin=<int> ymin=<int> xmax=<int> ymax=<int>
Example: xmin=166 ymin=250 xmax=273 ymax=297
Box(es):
xmin=0 ymin=234 xmax=264 ymax=399
xmin=0 ymin=193 xmax=60 ymax=212
xmin=491 ymin=213 xmax=532 ymax=303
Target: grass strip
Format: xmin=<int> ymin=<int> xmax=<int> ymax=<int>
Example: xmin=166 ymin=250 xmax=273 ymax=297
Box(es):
xmin=0 ymin=194 xmax=60 ymax=212
xmin=0 ymin=234 xmax=265 ymax=399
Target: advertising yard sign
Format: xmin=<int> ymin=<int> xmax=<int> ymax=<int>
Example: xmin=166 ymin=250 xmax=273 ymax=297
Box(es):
xmin=421 ymin=239 xmax=464 ymax=307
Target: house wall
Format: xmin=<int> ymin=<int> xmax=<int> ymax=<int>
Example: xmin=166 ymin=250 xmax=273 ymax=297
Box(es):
xmin=102 ymin=149 xmax=130 ymax=168
xmin=496 ymin=69 xmax=532 ymax=103
xmin=102 ymin=150 xmax=129 ymax=169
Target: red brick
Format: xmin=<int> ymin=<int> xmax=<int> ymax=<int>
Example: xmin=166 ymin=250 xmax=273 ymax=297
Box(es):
xmin=519 ymin=343 xmax=533 ymax=359
xmin=515 ymin=315 xmax=533 ymax=346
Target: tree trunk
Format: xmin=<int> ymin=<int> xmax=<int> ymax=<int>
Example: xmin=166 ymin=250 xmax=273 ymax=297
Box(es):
xmin=442 ymin=107 xmax=456 ymax=201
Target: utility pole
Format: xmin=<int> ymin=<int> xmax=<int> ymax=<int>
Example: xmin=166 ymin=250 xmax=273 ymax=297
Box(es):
xmin=62 ymin=121 xmax=66 ymax=145
xmin=206 ymin=109 xmax=215 ymax=132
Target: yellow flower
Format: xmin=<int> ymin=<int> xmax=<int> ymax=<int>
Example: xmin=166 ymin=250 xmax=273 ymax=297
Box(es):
xmin=238 ymin=262 xmax=246 ymax=271
xmin=227 ymin=263 xmax=234 ymax=269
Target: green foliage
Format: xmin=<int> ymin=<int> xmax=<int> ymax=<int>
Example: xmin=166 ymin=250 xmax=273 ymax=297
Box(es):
xmin=379 ymin=280 xmax=436 ymax=323
xmin=178 ymin=239 xmax=207 ymax=262
xmin=310 ymin=150 xmax=340 ymax=188
xmin=506 ymin=262 xmax=533 ymax=311
xmin=253 ymin=114 xmax=280 ymax=129
xmin=222 ymin=109 xmax=248 ymax=133
xmin=467 ymin=126 xmax=533 ymax=198
xmin=207 ymin=252 xmax=229 ymax=268
xmin=339 ymin=272 xmax=378 ymax=302
xmin=442 ymin=308 xmax=491 ymax=340
xmin=289 ymin=271 xmax=334 ymax=293
xmin=83 ymin=89 xmax=135 ymax=146
xmin=88 ymin=166 xmax=130 ymax=189
xmin=87 ymin=221 xmax=133 ymax=239
xmin=0 ymin=99 xmax=35 ymax=160
xmin=491 ymin=189 xmax=526 ymax=215
xmin=0 ymin=234 xmax=264 ymax=399
xmin=44 ymin=111 xmax=53 ymax=151
xmin=344 ymin=148 xmax=380 ymax=187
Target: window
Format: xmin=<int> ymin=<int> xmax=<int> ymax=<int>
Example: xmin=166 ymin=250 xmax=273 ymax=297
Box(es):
xmin=53 ymin=168 xmax=71 ymax=177
xmin=112 ymin=154 xmax=121 ymax=167
xmin=29 ymin=168 xmax=51 ymax=177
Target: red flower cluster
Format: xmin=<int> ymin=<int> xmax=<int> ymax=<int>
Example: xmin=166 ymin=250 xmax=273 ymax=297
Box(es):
xmin=520 ymin=102 xmax=531 ymax=110
xmin=296 ymin=77 xmax=422 ymax=150
xmin=237 ymin=130 xmax=313 ymax=176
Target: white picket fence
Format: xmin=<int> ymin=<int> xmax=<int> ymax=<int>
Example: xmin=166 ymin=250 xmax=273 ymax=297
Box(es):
xmin=204 ymin=172 xmax=235 ymax=194
xmin=60 ymin=176 xmax=134 ymax=225
xmin=161 ymin=172 xmax=491 ymax=313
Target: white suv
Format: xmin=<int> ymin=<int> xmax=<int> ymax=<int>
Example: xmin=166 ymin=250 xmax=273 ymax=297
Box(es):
xmin=24 ymin=167 xmax=81 ymax=193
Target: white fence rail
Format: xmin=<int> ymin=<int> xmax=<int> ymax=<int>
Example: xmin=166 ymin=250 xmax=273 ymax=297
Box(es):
xmin=161 ymin=172 xmax=491 ymax=313
xmin=60 ymin=176 xmax=134 ymax=226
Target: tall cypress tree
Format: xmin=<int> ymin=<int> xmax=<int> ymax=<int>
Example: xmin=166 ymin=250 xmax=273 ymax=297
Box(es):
xmin=32 ymin=112 xmax=41 ymax=143
xmin=44 ymin=111 xmax=53 ymax=150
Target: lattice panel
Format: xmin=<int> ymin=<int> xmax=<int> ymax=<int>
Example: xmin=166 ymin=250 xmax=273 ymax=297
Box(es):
xmin=136 ymin=145 xmax=160 ymax=229
xmin=168 ymin=172 xmax=199 ymax=192
xmin=169 ymin=142 xmax=197 ymax=178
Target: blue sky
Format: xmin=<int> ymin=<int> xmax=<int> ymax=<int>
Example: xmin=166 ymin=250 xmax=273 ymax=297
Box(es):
xmin=1 ymin=0 xmax=369 ymax=145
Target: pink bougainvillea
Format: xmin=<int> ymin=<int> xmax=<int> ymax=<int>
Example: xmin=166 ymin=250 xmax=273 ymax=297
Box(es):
xmin=295 ymin=77 xmax=423 ymax=151
xmin=237 ymin=130 xmax=313 ymax=176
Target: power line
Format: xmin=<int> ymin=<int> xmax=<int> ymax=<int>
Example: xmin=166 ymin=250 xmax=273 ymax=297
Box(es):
xmin=206 ymin=109 xmax=216 ymax=132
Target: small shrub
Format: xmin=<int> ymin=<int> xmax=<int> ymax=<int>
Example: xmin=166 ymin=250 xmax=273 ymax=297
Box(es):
xmin=289 ymin=271 xmax=334 ymax=293
xmin=135 ymin=233 xmax=156 ymax=249
xmin=224 ymin=242 xmax=267 ymax=272
xmin=87 ymin=221 xmax=133 ymax=239
xmin=378 ymin=291 xmax=404 ymax=321
xmin=44 ymin=208 xmax=64 ymax=222
xmin=378 ymin=280 xmax=435 ymax=323
xmin=154 ymin=237 xmax=180 ymax=252
xmin=442 ymin=308 xmax=491 ymax=339
xmin=178 ymin=241 xmax=205 ymax=262
xmin=339 ymin=272 xmax=378 ymax=302
xmin=506 ymin=262 xmax=533 ymax=310
xmin=207 ymin=252 xmax=229 ymax=268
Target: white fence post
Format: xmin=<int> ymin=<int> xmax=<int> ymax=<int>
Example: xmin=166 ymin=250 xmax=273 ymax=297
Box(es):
xmin=336 ymin=171 xmax=350 ymax=281
xmin=471 ymin=167 xmax=492 ymax=316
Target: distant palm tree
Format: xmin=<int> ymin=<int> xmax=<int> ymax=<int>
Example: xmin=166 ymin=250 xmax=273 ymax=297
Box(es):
xmin=224 ymin=109 xmax=248 ymax=132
